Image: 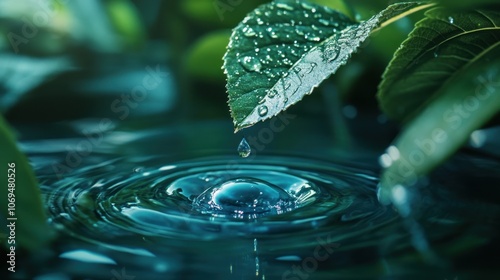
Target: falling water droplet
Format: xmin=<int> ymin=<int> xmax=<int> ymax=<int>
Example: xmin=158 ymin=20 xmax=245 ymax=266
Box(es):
xmin=241 ymin=56 xmax=262 ymax=72
xmin=448 ymin=17 xmax=454 ymax=24
xmin=237 ymin=138 xmax=251 ymax=158
xmin=258 ymin=105 xmax=268 ymax=116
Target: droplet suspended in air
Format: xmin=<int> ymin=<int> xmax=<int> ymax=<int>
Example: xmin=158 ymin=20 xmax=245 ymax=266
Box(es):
xmin=258 ymin=105 xmax=268 ymax=116
xmin=241 ymin=56 xmax=262 ymax=72
xmin=448 ymin=16 xmax=454 ymax=24
xmin=237 ymin=138 xmax=251 ymax=158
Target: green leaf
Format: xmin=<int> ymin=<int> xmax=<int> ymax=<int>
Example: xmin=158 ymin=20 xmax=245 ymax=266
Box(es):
xmin=0 ymin=115 xmax=55 ymax=250
xmin=378 ymin=7 xmax=500 ymax=121
xmin=308 ymin=0 xmax=355 ymax=20
xmin=378 ymin=42 xmax=500 ymax=205
xmin=186 ymin=30 xmax=231 ymax=82
xmin=433 ymin=0 xmax=500 ymax=9
xmin=105 ymin=0 xmax=146 ymax=49
xmin=224 ymin=0 xmax=433 ymax=131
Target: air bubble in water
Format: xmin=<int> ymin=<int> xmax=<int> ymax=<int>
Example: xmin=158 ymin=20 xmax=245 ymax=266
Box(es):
xmin=237 ymin=138 xmax=251 ymax=158
xmin=192 ymin=178 xmax=296 ymax=218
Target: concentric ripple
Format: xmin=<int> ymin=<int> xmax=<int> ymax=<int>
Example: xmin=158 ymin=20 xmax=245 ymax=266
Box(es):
xmin=41 ymin=156 xmax=393 ymax=243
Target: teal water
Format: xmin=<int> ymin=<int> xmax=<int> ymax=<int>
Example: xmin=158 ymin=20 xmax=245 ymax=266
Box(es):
xmin=11 ymin=122 xmax=500 ymax=279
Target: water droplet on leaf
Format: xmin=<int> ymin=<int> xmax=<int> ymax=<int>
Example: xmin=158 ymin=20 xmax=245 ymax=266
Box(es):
xmin=241 ymin=56 xmax=262 ymax=72
xmin=258 ymin=105 xmax=268 ymax=116
xmin=276 ymin=2 xmax=294 ymax=11
xmin=237 ymin=138 xmax=251 ymax=158
xmin=268 ymin=89 xmax=278 ymax=98
xmin=318 ymin=19 xmax=330 ymax=26
xmin=243 ymin=26 xmax=257 ymax=37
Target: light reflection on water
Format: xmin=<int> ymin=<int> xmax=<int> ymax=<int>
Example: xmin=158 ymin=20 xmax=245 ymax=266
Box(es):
xmin=19 ymin=124 xmax=500 ymax=279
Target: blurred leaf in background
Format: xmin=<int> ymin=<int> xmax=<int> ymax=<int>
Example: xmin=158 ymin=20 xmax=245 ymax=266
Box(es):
xmin=0 ymin=115 xmax=55 ymax=250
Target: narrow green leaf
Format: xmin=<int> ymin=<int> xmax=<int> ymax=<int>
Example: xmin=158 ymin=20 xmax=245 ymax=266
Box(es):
xmin=378 ymin=43 xmax=500 ymax=205
xmin=378 ymin=7 xmax=500 ymax=121
xmin=0 ymin=115 xmax=55 ymax=250
xmin=224 ymin=0 xmax=432 ymax=131
xmin=433 ymin=0 xmax=500 ymax=9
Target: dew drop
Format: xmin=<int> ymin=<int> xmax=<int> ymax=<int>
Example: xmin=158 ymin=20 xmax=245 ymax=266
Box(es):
xmin=301 ymin=2 xmax=315 ymax=11
xmin=448 ymin=16 xmax=454 ymax=24
xmin=307 ymin=62 xmax=317 ymax=74
xmin=295 ymin=29 xmax=305 ymax=36
xmin=268 ymin=89 xmax=278 ymax=98
xmin=305 ymin=34 xmax=321 ymax=42
xmin=318 ymin=19 xmax=330 ymax=26
xmin=258 ymin=96 xmax=266 ymax=104
xmin=258 ymin=105 xmax=268 ymax=117
xmin=243 ymin=26 xmax=257 ymax=37
xmin=237 ymin=138 xmax=251 ymax=158
xmin=324 ymin=45 xmax=340 ymax=62
xmin=241 ymin=56 xmax=262 ymax=72
xmin=276 ymin=2 xmax=294 ymax=11
xmin=192 ymin=178 xmax=296 ymax=218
